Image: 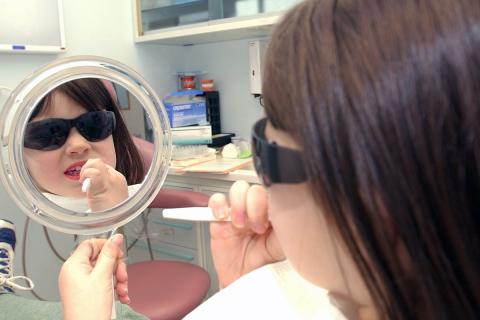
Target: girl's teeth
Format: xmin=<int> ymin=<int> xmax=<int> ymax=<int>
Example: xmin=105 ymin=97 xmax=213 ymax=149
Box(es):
xmin=67 ymin=166 xmax=82 ymax=175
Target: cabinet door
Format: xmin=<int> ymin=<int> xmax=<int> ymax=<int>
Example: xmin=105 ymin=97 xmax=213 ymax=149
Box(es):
xmin=125 ymin=212 xmax=199 ymax=264
xmin=222 ymin=0 xmax=300 ymax=19
xmin=134 ymin=0 xmax=300 ymax=44
xmin=139 ymin=0 xmax=209 ymax=32
xmin=163 ymin=180 xmax=197 ymax=191
xmin=149 ymin=214 xmax=197 ymax=249
xmin=138 ymin=0 xmax=299 ymax=32
xmin=197 ymin=184 xmax=230 ymax=196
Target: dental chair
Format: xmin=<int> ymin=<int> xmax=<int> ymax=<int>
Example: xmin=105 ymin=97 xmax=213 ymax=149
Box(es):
xmin=127 ymin=136 xmax=211 ymax=320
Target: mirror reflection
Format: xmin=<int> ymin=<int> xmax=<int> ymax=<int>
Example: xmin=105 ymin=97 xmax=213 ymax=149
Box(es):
xmin=22 ymin=78 xmax=152 ymax=213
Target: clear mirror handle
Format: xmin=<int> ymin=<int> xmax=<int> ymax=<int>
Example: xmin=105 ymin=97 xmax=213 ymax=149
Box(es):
xmin=108 ymin=228 xmax=118 ymax=320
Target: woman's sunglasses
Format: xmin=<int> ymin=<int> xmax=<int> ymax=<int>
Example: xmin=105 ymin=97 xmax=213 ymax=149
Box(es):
xmin=251 ymin=118 xmax=307 ymax=186
xmin=24 ymin=111 xmax=116 ymax=151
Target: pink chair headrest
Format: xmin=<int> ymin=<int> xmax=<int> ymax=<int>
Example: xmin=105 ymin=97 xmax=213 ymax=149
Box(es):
xmin=131 ymin=136 xmax=209 ymax=208
xmin=101 ymin=79 xmax=118 ymax=102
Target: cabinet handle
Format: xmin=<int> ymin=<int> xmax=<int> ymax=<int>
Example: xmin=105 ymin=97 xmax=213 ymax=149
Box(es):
xmin=161 ymin=227 xmax=175 ymax=236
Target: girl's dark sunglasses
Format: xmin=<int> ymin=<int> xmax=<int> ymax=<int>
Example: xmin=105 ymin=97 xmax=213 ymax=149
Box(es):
xmin=24 ymin=111 xmax=116 ymax=151
xmin=251 ymin=118 xmax=307 ymax=186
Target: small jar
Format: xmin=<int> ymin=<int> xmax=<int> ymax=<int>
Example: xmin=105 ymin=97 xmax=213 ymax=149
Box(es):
xmin=200 ymin=79 xmax=214 ymax=91
xmin=181 ymin=75 xmax=196 ymax=90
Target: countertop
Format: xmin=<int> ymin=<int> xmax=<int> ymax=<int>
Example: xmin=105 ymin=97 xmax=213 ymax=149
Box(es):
xmin=167 ymin=162 xmax=260 ymax=184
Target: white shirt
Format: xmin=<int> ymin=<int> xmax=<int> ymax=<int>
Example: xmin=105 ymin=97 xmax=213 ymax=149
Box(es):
xmin=185 ymin=260 xmax=350 ymax=320
xmin=42 ymin=183 xmax=142 ymax=212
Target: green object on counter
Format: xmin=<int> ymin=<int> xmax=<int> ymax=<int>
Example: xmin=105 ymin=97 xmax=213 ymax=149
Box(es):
xmin=238 ymin=150 xmax=252 ymax=159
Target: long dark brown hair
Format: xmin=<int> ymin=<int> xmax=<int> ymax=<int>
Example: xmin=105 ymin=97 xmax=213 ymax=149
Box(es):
xmin=263 ymin=0 xmax=480 ymax=318
xmin=30 ymin=78 xmax=144 ymax=185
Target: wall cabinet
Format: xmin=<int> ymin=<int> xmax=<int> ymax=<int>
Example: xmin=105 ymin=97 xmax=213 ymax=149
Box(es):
xmin=133 ymin=0 xmax=300 ymax=45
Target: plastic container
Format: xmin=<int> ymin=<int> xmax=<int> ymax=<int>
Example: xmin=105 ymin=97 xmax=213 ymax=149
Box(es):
xmin=229 ymin=137 xmax=252 ymax=158
xmin=200 ymin=79 xmax=214 ymax=91
xmin=180 ymin=75 xmax=196 ymax=89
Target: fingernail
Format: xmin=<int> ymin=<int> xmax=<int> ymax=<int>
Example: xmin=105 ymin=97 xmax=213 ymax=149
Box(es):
xmin=111 ymin=234 xmax=123 ymax=247
xmin=126 ymin=298 xmax=131 ymax=304
xmin=217 ymin=207 xmax=226 ymax=219
xmin=124 ymin=288 xmax=128 ymax=295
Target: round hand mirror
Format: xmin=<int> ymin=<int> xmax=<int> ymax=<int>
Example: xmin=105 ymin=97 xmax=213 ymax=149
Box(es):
xmin=0 ymin=56 xmax=172 ymax=235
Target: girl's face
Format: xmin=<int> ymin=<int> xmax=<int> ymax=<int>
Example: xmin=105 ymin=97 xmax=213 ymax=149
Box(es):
xmin=264 ymin=121 xmax=374 ymax=310
xmin=24 ymin=91 xmax=117 ymax=198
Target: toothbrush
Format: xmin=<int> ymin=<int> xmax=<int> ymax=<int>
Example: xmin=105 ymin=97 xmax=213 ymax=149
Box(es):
xmin=162 ymin=207 xmax=231 ymax=222
xmin=82 ymin=178 xmax=91 ymax=193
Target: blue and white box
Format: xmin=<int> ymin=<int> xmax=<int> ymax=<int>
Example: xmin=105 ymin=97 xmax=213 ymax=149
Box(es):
xmin=163 ymin=90 xmax=208 ymax=128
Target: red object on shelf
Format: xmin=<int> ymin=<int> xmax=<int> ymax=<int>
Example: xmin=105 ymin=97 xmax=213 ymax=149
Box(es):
xmin=180 ymin=75 xmax=196 ymax=89
xmin=201 ymin=79 xmax=214 ymax=91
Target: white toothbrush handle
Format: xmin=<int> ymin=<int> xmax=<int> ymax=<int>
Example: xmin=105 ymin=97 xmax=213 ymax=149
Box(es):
xmin=82 ymin=178 xmax=91 ymax=193
xmin=162 ymin=207 xmax=231 ymax=222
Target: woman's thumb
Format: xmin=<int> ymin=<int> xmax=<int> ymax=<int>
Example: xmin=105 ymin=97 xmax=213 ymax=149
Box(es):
xmin=93 ymin=234 xmax=124 ymax=275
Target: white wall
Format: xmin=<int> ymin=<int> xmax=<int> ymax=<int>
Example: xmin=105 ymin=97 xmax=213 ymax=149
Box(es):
xmin=0 ymin=0 xmax=185 ymax=301
xmin=184 ymin=38 xmax=265 ymax=139
xmin=0 ymin=0 xmax=264 ymax=303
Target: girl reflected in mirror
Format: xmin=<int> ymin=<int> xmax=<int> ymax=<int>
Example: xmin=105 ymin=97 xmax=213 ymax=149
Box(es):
xmin=23 ymin=78 xmax=144 ymax=212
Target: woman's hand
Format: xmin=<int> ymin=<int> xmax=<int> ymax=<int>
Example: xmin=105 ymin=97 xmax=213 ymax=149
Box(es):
xmin=59 ymin=235 xmax=130 ymax=320
xmin=80 ymin=158 xmax=129 ymax=211
xmin=209 ymin=180 xmax=285 ymax=288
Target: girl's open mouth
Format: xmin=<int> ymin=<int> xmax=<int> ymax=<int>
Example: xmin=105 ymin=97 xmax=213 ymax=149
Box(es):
xmin=64 ymin=161 xmax=86 ymax=180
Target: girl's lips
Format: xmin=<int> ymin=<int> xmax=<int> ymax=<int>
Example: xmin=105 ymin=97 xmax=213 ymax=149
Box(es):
xmin=64 ymin=161 xmax=87 ymax=180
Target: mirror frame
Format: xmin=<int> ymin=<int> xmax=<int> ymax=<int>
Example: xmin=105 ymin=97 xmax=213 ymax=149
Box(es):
xmin=0 ymin=56 xmax=172 ymax=235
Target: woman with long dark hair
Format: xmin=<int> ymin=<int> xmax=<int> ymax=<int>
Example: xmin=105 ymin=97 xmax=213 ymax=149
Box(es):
xmin=59 ymin=0 xmax=479 ymax=319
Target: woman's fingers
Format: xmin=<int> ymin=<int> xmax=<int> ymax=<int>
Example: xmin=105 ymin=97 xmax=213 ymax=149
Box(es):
xmin=229 ymin=180 xmax=250 ymax=228
xmin=115 ymin=260 xmax=130 ymax=304
xmin=246 ymin=184 xmax=269 ymax=233
xmin=209 ymin=193 xmax=229 ymax=220
xmin=115 ymin=259 xmax=128 ymax=283
xmin=209 ymin=181 xmax=270 ymax=233
xmin=68 ymin=239 xmax=97 ymax=264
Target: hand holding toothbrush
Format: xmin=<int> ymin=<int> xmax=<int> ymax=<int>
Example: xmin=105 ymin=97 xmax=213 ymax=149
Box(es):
xmin=80 ymin=158 xmax=128 ymax=212
xmin=208 ymin=180 xmax=285 ymax=288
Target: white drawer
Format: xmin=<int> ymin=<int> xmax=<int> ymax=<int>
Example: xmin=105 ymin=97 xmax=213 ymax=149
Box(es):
xmin=149 ymin=214 xmax=197 ymax=249
xmin=124 ymin=210 xmax=197 ymax=250
xmin=132 ymin=239 xmax=198 ymax=264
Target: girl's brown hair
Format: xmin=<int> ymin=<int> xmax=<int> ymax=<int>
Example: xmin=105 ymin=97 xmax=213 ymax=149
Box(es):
xmin=263 ymin=0 xmax=480 ymax=318
xmin=31 ymin=78 xmax=144 ymax=185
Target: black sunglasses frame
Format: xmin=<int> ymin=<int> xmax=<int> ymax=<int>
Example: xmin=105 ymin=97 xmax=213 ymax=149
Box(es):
xmin=24 ymin=111 xmax=116 ymax=151
xmin=251 ymin=118 xmax=307 ymax=186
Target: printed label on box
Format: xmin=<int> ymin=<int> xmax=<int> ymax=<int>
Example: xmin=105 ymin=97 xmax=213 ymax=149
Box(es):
xmin=165 ymin=101 xmax=207 ymax=128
